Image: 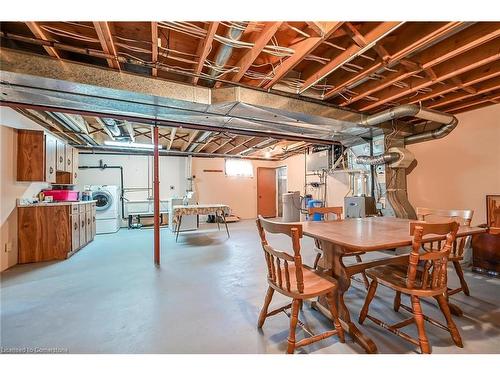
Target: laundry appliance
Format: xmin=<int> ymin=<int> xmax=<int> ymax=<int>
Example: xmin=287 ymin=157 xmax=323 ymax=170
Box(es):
xmin=89 ymin=185 xmax=121 ymax=234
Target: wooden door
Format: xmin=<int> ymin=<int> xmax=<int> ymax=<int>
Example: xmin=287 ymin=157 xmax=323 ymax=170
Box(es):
xmin=45 ymin=135 xmax=57 ymax=183
xmin=79 ymin=213 xmax=86 ymax=247
xmin=72 ymin=148 xmax=79 ymax=184
xmin=257 ymin=167 xmax=277 ymax=218
xmin=71 ymin=214 xmax=80 ymax=251
xmin=65 ymin=145 xmax=73 ymax=172
xmin=56 ymin=139 xmax=65 ymax=171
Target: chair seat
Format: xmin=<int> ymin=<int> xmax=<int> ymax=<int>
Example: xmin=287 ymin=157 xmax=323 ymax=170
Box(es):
xmin=269 ymin=264 xmax=337 ymax=299
xmin=366 ymin=264 xmax=446 ymax=297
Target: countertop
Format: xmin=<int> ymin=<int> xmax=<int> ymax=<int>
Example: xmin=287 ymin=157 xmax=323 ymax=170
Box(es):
xmin=18 ymin=200 xmax=97 ymax=208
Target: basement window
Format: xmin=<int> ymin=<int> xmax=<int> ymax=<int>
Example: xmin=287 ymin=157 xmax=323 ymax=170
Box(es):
xmin=225 ymin=159 xmax=254 ymax=178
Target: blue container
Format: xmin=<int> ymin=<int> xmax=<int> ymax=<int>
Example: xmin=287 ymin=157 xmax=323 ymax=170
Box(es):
xmin=307 ymin=199 xmax=323 ymax=221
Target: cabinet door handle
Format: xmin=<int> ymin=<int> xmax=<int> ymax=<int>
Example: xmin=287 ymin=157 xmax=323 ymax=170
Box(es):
xmin=81 ymin=220 xmax=85 ymax=228
xmin=59 ymin=156 xmax=63 ymax=163
xmin=74 ymin=222 xmax=78 ymax=230
xmin=93 ymin=217 xmax=96 ymax=222
xmin=74 ymin=173 xmax=77 ymax=178
xmin=67 ymin=159 xmax=71 ymax=165
xmin=88 ymin=218 xmax=91 ymax=224
xmin=49 ymin=166 xmax=54 ymax=174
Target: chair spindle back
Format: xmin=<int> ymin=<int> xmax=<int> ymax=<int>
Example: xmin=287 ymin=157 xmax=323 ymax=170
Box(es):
xmin=256 ymin=215 xmax=305 ymax=293
xmin=407 ymin=221 xmax=460 ymax=291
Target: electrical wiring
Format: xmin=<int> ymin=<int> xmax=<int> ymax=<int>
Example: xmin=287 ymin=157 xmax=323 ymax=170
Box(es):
xmin=323 ymin=41 xmax=346 ymax=51
xmin=286 ymin=24 xmax=310 ymax=38
xmin=39 ymin=25 xmax=100 ymax=43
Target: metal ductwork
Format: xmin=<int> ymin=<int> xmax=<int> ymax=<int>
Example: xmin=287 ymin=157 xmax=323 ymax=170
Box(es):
xmin=358 ymin=104 xmax=458 ymax=145
xmin=208 ymin=23 xmax=246 ymax=84
xmin=356 ymin=152 xmax=400 ymax=165
xmin=99 ymin=117 xmax=134 ymax=142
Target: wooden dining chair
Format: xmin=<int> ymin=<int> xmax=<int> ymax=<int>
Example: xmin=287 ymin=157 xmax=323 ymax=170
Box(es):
xmin=358 ymin=221 xmax=462 ymax=354
xmin=308 ymin=206 xmax=370 ymax=290
xmin=416 ymin=207 xmax=474 ymax=297
xmin=256 ymin=215 xmax=345 ymax=354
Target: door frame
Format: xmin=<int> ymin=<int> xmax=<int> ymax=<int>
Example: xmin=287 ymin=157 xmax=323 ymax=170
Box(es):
xmin=257 ymin=167 xmax=277 ymax=218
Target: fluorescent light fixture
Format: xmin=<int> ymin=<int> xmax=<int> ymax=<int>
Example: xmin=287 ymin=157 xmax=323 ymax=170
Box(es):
xmin=104 ymin=141 xmax=162 ymax=149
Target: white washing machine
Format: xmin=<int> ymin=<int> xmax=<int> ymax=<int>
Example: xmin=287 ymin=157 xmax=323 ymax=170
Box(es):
xmin=90 ymin=185 xmax=121 ymax=234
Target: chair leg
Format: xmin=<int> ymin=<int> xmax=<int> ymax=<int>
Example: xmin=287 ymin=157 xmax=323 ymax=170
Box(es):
xmin=411 ymin=295 xmax=431 ymax=354
xmin=326 ymin=292 xmax=345 ymax=343
xmin=313 ymin=253 xmax=322 ymax=269
xmin=258 ymin=287 xmax=274 ymax=328
xmin=435 ymin=293 xmax=464 ymax=348
xmin=453 ymin=261 xmax=470 ymax=296
xmin=359 ymin=279 xmax=378 ymax=324
xmin=287 ymin=299 xmax=300 ymax=354
xmin=355 ymin=254 xmax=370 ymax=290
xmin=394 ymin=291 xmax=402 ymax=312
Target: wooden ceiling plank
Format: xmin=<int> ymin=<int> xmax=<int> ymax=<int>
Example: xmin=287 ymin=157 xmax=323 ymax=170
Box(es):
xmin=299 ymin=22 xmax=403 ymax=94
xmin=193 ymin=22 xmax=219 ymax=85
xmin=261 ymin=22 xmax=344 ymax=90
xmin=359 ymin=37 xmax=500 ymax=111
xmin=93 ymin=22 xmax=120 ymax=70
xmin=229 ymin=22 xmax=282 ymax=83
xmin=151 ymin=22 xmax=158 ymax=77
xmin=305 ymin=22 xmax=325 ymax=37
xmin=25 ymin=22 xmax=60 ymax=58
xmin=341 ymin=22 xmax=500 ymax=106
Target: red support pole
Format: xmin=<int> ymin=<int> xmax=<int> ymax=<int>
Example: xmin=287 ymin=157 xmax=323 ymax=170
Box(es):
xmin=153 ymin=125 xmax=160 ymax=265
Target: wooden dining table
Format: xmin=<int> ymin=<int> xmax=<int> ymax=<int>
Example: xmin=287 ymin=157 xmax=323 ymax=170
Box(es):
xmin=302 ymin=216 xmax=486 ymax=354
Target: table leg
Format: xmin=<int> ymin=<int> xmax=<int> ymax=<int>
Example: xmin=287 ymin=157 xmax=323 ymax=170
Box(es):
xmin=176 ymin=215 xmax=183 ymax=242
xmin=313 ymin=241 xmax=378 ymax=354
xmin=220 ymin=210 xmax=230 ymax=238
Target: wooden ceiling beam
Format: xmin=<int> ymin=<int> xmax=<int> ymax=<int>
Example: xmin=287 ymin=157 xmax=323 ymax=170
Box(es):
xmin=25 ymin=22 xmax=60 ymax=58
xmin=299 ymin=22 xmax=403 ymax=93
xmin=446 ymin=91 xmax=500 ymax=113
xmin=93 ymin=22 xmax=120 ymax=70
xmin=227 ymin=137 xmax=263 ymax=155
xmin=261 ymin=22 xmax=344 ymax=90
xmin=341 ymin=22 xmax=500 ymax=106
xmin=427 ymin=75 xmax=500 ymax=109
xmin=181 ymin=130 xmax=200 ymax=152
xmin=168 ymin=128 xmax=177 ymax=150
xmin=228 ymin=22 xmax=282 ymax=84
xmin=193 ymin=22 xmax=219 ymax=85
xmin=151 ymin=22 xmax=158 ymax=77
xmin=358 ymin=37 xmax=500 ymax=111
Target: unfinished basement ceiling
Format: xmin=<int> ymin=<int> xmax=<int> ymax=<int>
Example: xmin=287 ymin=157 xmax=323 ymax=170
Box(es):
xmin=1 ymin=21 xmax=499 ymax=114
xmin=15 ymin=107 xmax=311 ymax=160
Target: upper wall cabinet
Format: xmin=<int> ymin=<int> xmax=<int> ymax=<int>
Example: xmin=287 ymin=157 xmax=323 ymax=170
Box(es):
xmin=17 ymin=129 xmax=78 ymax=184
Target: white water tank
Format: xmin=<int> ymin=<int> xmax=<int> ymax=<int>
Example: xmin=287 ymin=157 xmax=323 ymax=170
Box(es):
xmin=282 ymin=191 xmax=301 ymax=222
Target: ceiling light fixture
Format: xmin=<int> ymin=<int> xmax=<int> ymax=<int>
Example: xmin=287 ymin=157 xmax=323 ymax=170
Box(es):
xmin=104 ymin=141 xmax=163 ymax=150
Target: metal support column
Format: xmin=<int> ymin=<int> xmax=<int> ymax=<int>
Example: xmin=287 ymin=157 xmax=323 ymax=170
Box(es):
xmin=153 ymin=125 xmax=160 ymax=265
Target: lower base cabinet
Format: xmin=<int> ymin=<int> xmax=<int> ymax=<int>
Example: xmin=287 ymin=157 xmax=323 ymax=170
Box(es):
xmin=18 ymin=202 xmax=96 ymax=264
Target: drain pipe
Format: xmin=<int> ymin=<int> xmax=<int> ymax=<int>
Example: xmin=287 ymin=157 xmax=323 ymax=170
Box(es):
xmin=358 ymin=104 xmax=458 ymax=145
xmin=208 ymin=23 xmax=246 ymax=84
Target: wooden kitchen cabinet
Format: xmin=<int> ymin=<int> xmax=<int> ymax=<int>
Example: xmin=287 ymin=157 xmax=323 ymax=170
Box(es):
xmin=17 ymin=129 xmax=79 ymax=184
xmin=56 ymin=139 xmax=65 ymax=171
xmin=65 ymin=144 xmax=73 ymax=173
xmin=18 ymin=202 xmax=96 ymax=264
xmin=72 ymin=147 xmax=79 ymax=184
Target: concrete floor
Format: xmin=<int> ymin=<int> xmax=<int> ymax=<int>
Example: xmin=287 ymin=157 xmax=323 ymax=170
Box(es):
xmin=1 ymin=220 xmax=499 ymax=354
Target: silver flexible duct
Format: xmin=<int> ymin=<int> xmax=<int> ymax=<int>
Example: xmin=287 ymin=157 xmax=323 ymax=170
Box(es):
xmin=358 ymin=104 xmax=458 ymax=144
xmin=208 ymin=24 xmax=246 ymax=83
xmin=356 ymin=152 xmax=400 ymax=165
